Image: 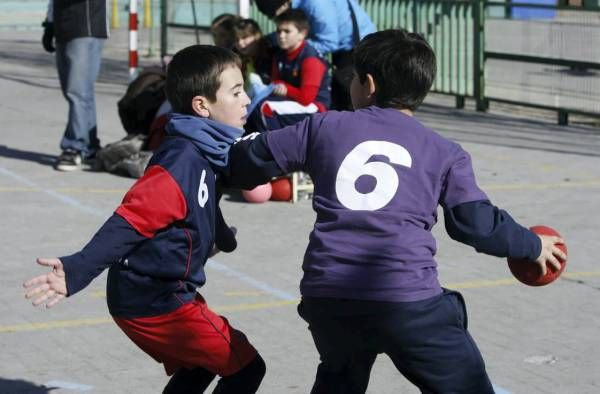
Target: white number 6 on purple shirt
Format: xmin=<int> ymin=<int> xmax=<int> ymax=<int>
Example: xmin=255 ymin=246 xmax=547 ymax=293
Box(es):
xmin=335 ymin=141 xmax=412 ymax=211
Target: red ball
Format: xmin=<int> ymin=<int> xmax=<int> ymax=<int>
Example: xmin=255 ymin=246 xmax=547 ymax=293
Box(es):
xmin=270 ymin=177 xmax=292 ymax=201
xmin=242 ymin=183 xmax=272 ymax=203
xmin=507 ymin=225 xmax=567 ymax=286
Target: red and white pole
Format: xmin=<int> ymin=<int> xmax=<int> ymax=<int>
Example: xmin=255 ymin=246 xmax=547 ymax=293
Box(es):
xmin=129 ymin=0 xmax=139 ymax=79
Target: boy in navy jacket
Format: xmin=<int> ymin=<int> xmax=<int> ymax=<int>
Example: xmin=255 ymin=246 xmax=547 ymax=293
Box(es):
xmin=227 ymin=29 xmax=566 ymax=393
xmin=23 ymin=45 xmax=265 ymax=394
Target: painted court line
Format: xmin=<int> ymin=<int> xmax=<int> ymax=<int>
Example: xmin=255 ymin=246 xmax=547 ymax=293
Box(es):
xmin=45 ymin=380 xmax=93 ymax=391
xmin=1 ymin=300 xmax=297 ymax=333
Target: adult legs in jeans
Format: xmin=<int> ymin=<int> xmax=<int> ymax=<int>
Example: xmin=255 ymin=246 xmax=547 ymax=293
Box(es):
xmin=55 ymin=37 xmax=104 ymax=159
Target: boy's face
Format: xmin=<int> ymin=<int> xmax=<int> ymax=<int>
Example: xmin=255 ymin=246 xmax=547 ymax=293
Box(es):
xmin=235 ymin=33 xmax=261 ymax=56
xmin=276 ymin=22 xmax=306 ymax=51
xmin=198 ymin=66 xmax=250 ymax=129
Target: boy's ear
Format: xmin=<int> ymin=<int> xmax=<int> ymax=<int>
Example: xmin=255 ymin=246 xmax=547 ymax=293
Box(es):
xmin=191 ymin=96 xmax=211 ymax=118
xmin=364 ymin=73 xmax=376 ymax=99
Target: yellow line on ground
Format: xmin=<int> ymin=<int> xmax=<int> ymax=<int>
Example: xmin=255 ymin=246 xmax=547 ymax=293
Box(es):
xmin=483 ymin=179 xmax=600 ymax=191
xmin=444 ymin=278 xmax=518 ymax=289
xmin=0 ymin=187 xmax=126 ymax=194
xmin=1 ymin=300 xmax=297 ymax=334
xmin=443 ymin=270 xmax=600 ymax=290
xmin=0 ymin=317 xmax=113 ymax=333
xmin=6 ymin=271 xmax=600 ymax=334
xmin=223 ymin=291 xmax=266 ymax=296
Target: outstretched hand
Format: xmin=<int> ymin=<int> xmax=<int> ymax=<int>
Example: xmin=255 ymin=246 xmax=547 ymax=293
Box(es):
xmin=534 ymin=235 xmax=566 ymax=276
xmin=23 ymin=258 xmax=67 ymax=308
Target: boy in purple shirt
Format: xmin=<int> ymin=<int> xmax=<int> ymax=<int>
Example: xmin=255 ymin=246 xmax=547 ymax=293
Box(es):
xmin=227 ymin=29 xmax=566 ymax=393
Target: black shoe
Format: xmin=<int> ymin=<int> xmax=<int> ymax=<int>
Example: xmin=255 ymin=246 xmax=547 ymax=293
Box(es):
xmin=55 ymin=149 xmax=83 ymax=171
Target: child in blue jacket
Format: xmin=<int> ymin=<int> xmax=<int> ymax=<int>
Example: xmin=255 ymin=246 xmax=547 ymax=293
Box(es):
xmin=23 ymin=45 xmax=265 ymax=394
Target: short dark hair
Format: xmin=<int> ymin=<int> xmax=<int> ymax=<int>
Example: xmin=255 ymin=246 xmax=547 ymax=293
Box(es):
xmin=353 ymin=29 xmax=436 ymax=111
xmin=274 ymin=9 xmax=310 ymax=33
xmin=233 ymin=18 xmax=262 ymax=40
xmin=255 ymin=0 xmax=289 ymax=18
xmin=166 ymin=45 xmax=242 ymax=115
xmin=210 ymin=13 xmax=241 ymax=49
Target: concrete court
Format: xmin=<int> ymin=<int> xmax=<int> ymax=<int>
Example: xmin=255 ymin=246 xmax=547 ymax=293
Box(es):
xmin=1 ymin=30 xmax=600 ymax=394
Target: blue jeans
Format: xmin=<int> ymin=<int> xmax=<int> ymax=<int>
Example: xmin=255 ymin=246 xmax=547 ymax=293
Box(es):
xmin=55 ymin=37 xmax=105 ymax=158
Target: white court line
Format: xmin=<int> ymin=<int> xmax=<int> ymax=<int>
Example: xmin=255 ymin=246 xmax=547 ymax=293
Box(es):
xmin=45 ymin=380 xmax=93 ymax=391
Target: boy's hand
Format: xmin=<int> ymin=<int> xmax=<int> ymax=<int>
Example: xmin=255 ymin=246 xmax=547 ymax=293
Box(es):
xmin=273 ymin=83 xmax=287 ymax=96
xmin=23 ymin=258 xmax=67 ymax=308
xmin=534 ymin=235 xmax=566 ymax=276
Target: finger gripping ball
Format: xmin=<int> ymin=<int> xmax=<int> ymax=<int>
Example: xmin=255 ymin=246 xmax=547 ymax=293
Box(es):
xmin=270 ymin=177 xmax=292 ymax=201
xmin=507 ymin=225 xmax=567 ymax=286
xmin=242 ymin=183 xmax=272 ymax=203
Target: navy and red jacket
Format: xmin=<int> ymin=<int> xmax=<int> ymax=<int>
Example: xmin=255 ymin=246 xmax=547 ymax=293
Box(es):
xmin=61 ymin=135 xmax=220 ymax=318
xmin=272 ymin=41 xmax=331 ymax=111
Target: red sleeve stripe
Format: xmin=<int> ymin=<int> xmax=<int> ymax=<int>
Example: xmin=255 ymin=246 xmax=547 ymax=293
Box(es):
xmin=115 ymin=165 xmax=187 ymax=238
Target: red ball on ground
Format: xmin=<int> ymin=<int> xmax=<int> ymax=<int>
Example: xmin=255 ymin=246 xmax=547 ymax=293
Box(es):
xmin=270 ymin=177 xmax=292 ymax=201
xmin=507 ymin=225 xmax=567 ymax=286
xmin=242 ymin=183 xmax=272 ymax=203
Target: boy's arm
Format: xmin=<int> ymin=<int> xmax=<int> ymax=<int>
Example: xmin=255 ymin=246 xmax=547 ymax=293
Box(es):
xmin=23 ymin=214 xmax=146 ymax=308
xmin=225 ymin=133 xmax=284 ymax=190
xmin=25 ymin=165 xmax=187 ymax=304
xmin=439 ymin=143 xmax=540 ymax=259
xmin=279 ymin=57 xmax=327 ymax=106
xmin=443 ymin=200 xmax=540 ymax=260
xmin=60 ymin=214 xmax=148 ymax=296
xmin=225 ymin=115 xmax=317 ymax=189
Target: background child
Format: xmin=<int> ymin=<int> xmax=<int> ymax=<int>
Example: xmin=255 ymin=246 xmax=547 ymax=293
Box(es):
xmin=210 ymin=13 xmax=241 ymax=50
xmin=232 ymin=18 xmax=276 ymax=119
xmin=250 ymin=9 xmax=330 ymax=131
xmin=226 ymin=29 xmax=566 ymax=393
xmin=23 ymin=45 xmax=265 ymax=394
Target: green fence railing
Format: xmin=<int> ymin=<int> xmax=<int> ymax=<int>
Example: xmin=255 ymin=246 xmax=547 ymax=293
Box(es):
xmin=161 ymin=0 xmax=600 ymax=125
xmin=251 ymin=0 xmax=478 ymax=106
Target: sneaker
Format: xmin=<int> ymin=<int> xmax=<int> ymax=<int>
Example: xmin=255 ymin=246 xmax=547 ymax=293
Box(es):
xmin=55 ymin=149 xmax=83 ymax=171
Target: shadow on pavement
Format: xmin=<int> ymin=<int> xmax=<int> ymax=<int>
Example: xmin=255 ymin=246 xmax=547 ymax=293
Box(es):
xmin=0 ymin=377 xmax=54 ymax=393
xmin=0 ymin=145 xmax=56 ymax=167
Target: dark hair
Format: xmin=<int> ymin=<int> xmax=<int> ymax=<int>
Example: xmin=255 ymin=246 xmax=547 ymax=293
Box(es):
xmin=210 ymin=13 xmax=241 ymax=49
xmin=255 ymin=0 xmax=289 ymax=18
xmin=353 ymin=29 xmax=436 ymax=111
xmin=274 ymin=9 xmax=310 ymax=33
xmin=166 ymin=45 xmax=242 ymax=115
xmin=233 ymin=18 xmax=262 ymax=40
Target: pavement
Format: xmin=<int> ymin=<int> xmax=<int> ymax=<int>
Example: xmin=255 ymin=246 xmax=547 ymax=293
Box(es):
xmin=1 ymin=30 xmax=600 ymax=394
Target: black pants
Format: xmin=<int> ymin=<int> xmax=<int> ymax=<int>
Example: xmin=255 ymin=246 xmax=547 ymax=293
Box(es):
xmin=298 ymin=290 xmax=495 ymax=394
xmin=331 ymin=50 xmax=355 ymax=111
xmin=162 ymin=354 xmax=266 ymax=394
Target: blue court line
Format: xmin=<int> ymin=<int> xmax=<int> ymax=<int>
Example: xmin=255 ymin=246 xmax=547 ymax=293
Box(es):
xmin=0 ymin=166 xmax=106 ymax=218
xmin=206 ymin=260 xmax=297 ymax=301
xmin=3 ymin=165 xmax=512 ymax=394
xmin=493 ymin=384 xmax=512 ymax=394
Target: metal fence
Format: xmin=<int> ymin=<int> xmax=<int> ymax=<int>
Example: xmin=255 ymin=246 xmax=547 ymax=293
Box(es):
xmin=159 ymin=0 xmax=600 ymax=125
